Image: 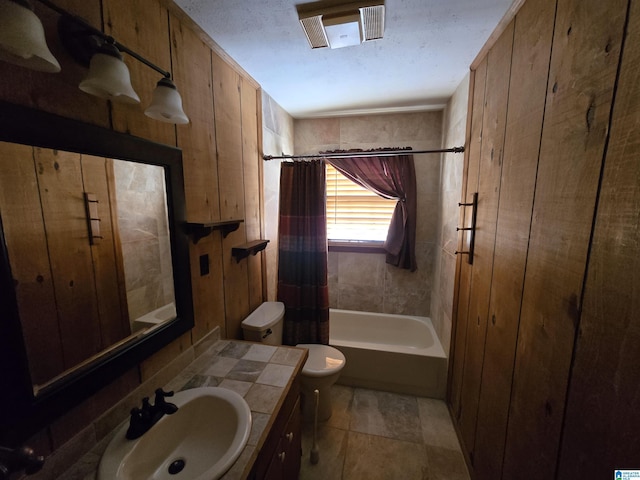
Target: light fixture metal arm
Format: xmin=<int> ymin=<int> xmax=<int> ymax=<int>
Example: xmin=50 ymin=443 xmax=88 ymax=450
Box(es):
xmin=112 ymin=42 xmax=171 ymax=79
xmin=34 ymin=0 xmax=172 ymax=78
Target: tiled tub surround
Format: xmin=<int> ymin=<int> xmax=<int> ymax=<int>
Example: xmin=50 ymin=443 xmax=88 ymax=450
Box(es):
xmin=49 ymin=338 xmax=307 ymax=480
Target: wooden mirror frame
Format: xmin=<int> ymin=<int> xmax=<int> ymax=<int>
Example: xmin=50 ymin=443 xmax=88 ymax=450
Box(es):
xmin=0 ymin=102 xmax=194 ymax=443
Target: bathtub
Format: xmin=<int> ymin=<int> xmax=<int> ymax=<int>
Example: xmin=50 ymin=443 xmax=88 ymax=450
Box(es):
xmin=132 ymin=303 xmax=176 ymax=333
xmin=329 ymin=309 xmax=447 ymax=398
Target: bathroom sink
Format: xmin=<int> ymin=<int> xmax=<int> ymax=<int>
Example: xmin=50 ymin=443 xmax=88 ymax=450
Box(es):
xmin=97 ymin=387 xmax=252 ymax=480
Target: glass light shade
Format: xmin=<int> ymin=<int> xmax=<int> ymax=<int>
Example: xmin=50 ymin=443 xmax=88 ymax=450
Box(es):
xmin=145 ymin=77 xmax=189 ymax=124
xmin=79 ymin=44 xmax=140 ymax=104
xmin=0 ymin=0 xmax=61 ymax=73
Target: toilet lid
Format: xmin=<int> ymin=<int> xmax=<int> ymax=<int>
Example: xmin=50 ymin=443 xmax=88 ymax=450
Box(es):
xmin=297 ymin=344 xmax=346 ymax=377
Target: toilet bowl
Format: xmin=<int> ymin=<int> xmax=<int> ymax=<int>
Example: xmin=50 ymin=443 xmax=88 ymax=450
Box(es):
xmin=241 ymin=302 xmax=345 ymax=422
xmin=295 ymin=343 xmax=345 ymax=422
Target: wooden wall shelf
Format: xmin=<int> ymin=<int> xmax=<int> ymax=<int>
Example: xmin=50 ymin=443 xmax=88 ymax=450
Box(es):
xmin=185 ymin=219 xmax=244 ymax=244
xmin=232 ymin=240 xmax=269 ymax=263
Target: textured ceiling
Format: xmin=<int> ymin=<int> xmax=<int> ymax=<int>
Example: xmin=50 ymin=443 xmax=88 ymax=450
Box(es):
xmin=174 ymin=0 xmax=513 ymax=118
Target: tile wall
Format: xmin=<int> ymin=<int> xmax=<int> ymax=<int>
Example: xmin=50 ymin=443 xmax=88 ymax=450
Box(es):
xmin=295 ymin=112 xmax=443 ymax=316
xmin=431 ymin=74 xmax=469 ymax=354
xmin=113 ymin=161 xmax=174 ymax=323
xmin=261 ymin=91 xmax=469 ymax=350
xmin=261 ymin=93 xmax=295 ymax=301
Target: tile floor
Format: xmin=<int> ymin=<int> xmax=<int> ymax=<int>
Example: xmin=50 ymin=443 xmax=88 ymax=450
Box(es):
xmin=299 ymin=385 xmax=470 ymax=480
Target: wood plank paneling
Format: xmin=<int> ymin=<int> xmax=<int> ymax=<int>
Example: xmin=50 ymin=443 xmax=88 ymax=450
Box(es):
xmin=212 ymin=53 xmax=245 ymax=220
xmin=222 ymin=226 xmax=250 ymax=340
xmin=81 ymin=155 xmax=131 ymax=346
xmin=213 ymin=52 xmax=250 ymax=339
xmin=0 ymin=142 xmax=64 ymax=384
xmin=457 ymin=21 xmax=514 ymax=459
xmin=472 ymin=0 xmax=556 ymax=477
xmin=241 ymin=80 xmax=260 ymax=239
xmin=557 ymin=0 xmax=639 ymax=476
xmin=104 ymin=0 xmax=176 ymax=145
xmin=170 ymin=13 xmax=226 ymax=343
xmin=35 ymin=147 xmax=102 ymax=369
xmin=241 ymin=79 xmax=264 ymax=310
xmin=502 ymin=0 xmax=628 ymax=477
xmin=189 ymin=235 xmax=226 ymax=341
xmin=449 ymin=60 xmax=488 ymax=424
xmin=170 ymin=13 xmax=220 ymax=223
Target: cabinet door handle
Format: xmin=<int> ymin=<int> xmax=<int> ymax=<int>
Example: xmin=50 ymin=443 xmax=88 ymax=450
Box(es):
xmin=278 ymin=451 xmax=286 ymax=463
xmin=286 ymin=432 xmax=294 ymax=442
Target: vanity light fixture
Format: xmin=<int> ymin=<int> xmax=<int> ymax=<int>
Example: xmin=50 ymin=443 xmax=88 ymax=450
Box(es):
xmin=0 ymin=0 xmax=189 ymax=124
xmin=78 ymin=40 xmax=141 ymax=104
xmin=0 ymin=0 xmax=61 ymax=72
xmin=145 ymin=76 xmax=189 ymax=124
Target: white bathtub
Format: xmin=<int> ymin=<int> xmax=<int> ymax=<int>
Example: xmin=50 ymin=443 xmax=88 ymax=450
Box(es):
xmin=329 ymin=309 xmax=447 ymax=398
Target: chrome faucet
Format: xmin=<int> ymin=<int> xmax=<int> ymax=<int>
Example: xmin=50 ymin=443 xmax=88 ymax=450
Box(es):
xmin=126 ymin=388 xmax=178 ymax=440
xmin=0 ymin=446 xmax=44 ymax=479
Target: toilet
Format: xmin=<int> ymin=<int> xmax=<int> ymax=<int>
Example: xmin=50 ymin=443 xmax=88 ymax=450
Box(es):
xmin=241 ymin=302 xmax=345 ymax=422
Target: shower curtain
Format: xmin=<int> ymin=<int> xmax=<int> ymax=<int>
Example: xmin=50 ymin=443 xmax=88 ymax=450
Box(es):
xmin=277 ymin=160 xmax=329 ymax=345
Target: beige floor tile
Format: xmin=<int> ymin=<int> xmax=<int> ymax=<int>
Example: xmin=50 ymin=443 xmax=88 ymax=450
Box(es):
xmin=324 ymin=384 xmax=354 ymax=429
xmin=343 ymin=431 xmax=429 ymax=480
xmin=417 ymin=397 xmax=461 ymax=450
xmin=350 ymin=389 xmax=423 ymax=443
xmin=300 ymin=424 xmax=348 ymax=480
xmin=299 ymin=385 xmax=469 ymax=480
xmin=424 ymin=445 xmax=470 ymax=480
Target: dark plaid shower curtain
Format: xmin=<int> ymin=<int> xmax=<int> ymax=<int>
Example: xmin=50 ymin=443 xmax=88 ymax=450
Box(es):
xmin=276 ymin=160 xmax=329 ymax=345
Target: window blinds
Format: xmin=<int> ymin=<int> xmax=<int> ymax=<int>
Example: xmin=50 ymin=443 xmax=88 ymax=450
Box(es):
xmin=325 ymin=163 xmax=396 ymax=241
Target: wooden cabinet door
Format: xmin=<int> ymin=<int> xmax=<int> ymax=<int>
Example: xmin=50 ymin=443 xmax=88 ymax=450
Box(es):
xmin=283 ymin=398 xmax=302 ymax=479
xmin=261 ymin=397 xmax=302 ymax=480
xmin=263 ymin=436 xmax=286 ymax=480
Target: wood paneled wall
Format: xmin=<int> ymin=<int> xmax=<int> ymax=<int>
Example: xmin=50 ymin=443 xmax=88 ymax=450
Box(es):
xmin=449 ymin=0 xmax=639 ymax=478
xmin=0 ymin=0 xmax=264 ymax=458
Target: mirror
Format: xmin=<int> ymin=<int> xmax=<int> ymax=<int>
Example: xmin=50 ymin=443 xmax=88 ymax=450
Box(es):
xmin=0 ymin=102 xmax=193 ymax=442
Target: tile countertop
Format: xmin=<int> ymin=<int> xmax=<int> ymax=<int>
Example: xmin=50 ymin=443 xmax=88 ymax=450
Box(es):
xmin=61 ymin=340 xmax=307 ymax=480
xmin=167 ymin=340 xmax=307 ymax=480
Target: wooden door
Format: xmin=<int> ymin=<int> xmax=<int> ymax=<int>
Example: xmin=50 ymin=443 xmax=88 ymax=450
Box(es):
xmin=471 ymin=0 xmax=556 ymax=477
xmin=456 ymin=20 xmax=514 ymax=459
xmin=448 ymin=58 xmax=488 ymax=424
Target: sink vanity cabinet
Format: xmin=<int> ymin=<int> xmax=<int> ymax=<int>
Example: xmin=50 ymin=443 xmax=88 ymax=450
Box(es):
xmin=250 ymin=376 xmax=302 ymax=480
xmin=264 ymin=398 xmax=302 ymax=480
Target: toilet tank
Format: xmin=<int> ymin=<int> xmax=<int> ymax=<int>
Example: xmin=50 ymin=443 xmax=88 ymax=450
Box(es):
xmin=241 ymin=302 xmax=284 ymax=345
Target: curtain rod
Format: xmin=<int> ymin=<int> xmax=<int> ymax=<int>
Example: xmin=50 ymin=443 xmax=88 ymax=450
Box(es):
xmin=262 ymin=146 xmax=465 ymax=161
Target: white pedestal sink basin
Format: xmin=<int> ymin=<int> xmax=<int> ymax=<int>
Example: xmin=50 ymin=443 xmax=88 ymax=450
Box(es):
xmin=98 ymin=387 xmax=252 ymax=480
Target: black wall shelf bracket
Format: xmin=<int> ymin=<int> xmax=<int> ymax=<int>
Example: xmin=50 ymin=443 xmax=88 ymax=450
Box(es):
xmin=232 ymin=240 xmax=270 ymax=263
xmin=456 ymin=192 xmax=478 ymax=265
xmin=185 ymin=219 xmax=244 ymax=244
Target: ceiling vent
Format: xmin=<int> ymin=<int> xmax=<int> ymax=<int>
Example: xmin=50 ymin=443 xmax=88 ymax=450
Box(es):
xmin=298 ymin=1 xmax=385 ymax=50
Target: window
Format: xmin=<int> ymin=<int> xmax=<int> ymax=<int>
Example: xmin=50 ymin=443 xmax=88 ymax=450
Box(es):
xmin=325 ymin=163 xmax=396 ymax=242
